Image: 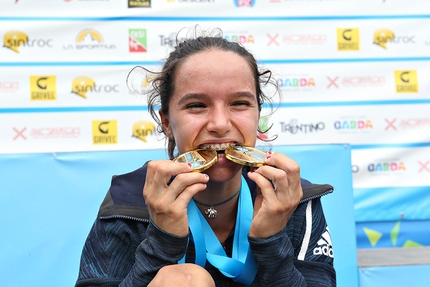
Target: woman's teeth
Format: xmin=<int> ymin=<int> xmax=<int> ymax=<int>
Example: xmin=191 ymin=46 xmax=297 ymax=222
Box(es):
xmin=199 ymin=143 xmax=235 ymax=151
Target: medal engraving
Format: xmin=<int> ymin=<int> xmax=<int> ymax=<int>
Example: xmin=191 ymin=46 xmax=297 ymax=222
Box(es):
xmin=173 ymin=149 xmax=218 ymax=172
xmin=225 ymin=146 xmax=267 ymax=167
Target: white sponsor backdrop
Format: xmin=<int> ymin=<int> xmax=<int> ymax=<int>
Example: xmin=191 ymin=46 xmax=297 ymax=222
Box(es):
xmin=1 ymin=1 xmax=430 ymax=286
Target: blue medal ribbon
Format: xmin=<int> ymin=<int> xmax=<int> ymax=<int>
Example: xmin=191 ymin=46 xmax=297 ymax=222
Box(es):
xmin=179 ymin=176 xmax=257 ymax=285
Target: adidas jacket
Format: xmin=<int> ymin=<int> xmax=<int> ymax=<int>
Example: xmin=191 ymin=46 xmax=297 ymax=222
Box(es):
xmin=76 ymin=162 xmax=336 ymax=286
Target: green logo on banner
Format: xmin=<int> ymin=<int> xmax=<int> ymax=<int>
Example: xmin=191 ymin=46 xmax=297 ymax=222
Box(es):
xmin=129 ymin=29 xmax=147 ymax=52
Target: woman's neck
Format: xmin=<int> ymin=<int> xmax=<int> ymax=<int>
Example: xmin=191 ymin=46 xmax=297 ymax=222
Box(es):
xmin=193 ymin=172 xmax=242 ymax=242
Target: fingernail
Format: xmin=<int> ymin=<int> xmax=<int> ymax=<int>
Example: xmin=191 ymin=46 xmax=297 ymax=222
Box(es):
xmin=204 ymin=174 xmax=209 ymax=179
xmin=266 ymin=151 xmax=273 ymax=159
xmin=187 ymin=163 xmax=192 ymax=168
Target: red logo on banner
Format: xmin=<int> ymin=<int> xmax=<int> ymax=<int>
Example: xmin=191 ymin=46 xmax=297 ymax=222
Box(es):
xmin=385 ymin=118 xmax=397 ymax=130
xmin=327 ymin=76 xmax=339 ymax=89
xmin=418 ymin=161 xmax=430 ymax=172
xmin=13 ymin=127 xmax=27 ymax=140
xmin=267 ymin=34 xmax=279 ymax=46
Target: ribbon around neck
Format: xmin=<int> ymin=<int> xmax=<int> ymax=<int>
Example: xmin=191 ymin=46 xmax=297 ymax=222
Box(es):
xmin=179 ymin=176 xmax=257 ymax=285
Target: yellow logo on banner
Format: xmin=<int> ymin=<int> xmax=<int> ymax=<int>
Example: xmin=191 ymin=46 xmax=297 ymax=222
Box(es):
xmin=71 ymin=76 xmax=96 ymax=98
xmin=92 ymin=120 xmax=118 ymax=144
xmin=374 ymin=29 xmax=395 ymax=49
xmin=132 ymin=120 xmax=155 ymax=142
xmin=395 ymin=70 xmax=418 ymax=93
xmin=337 ymin=28 xmax=360 ymax=51
xmin=3 ymin=30 xmax=28 ymax=53
xmin=30 ymin=76 xmax=57 ymax=100
xmin=76 ymin=29 xmax=103 ymax=43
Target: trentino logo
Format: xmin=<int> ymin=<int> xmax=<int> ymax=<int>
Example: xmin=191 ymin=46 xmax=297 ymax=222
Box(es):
xmin=30 ymin=76 xmax=56 ymax=101
xmin=129 ymin=29 xmax=147 ymax=52
xmin=313 ymin=227 xmax=334 ymax=258
xmin=234 ymin=0 xmax=255 ymax=7
xmin=337 ymin=28 xmax=360 ymax=51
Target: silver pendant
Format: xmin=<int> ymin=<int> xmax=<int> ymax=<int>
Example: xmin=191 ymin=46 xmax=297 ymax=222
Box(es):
xmin=205 ymin=206 xmax=218 ymax=219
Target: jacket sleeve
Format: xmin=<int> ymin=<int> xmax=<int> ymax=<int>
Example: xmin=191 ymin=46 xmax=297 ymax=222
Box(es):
xmin=248 ymin=197 xmax=336 ymax=286
xmin=75 ymin=218 xmax=188 ymax=287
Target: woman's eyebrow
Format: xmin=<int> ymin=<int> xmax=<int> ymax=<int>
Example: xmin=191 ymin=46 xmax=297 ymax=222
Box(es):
xmin=177 ymin=93 xmax=205 ymax=106
xmin=177 ymin=91 xmax=257 ymax=106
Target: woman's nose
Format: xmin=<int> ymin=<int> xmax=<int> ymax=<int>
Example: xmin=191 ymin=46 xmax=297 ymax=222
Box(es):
xmin=206 ymin=106 xmax=232 ymax=135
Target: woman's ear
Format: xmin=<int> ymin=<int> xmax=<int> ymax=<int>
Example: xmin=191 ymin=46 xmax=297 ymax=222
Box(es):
xmin=159 ymin=109 xmax=173 ymax=138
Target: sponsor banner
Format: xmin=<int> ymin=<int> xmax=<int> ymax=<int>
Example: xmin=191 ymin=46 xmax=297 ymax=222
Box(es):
xmin=266 ymin=62 xmax=430 ymax=102
xmin=3 ymin=20 xmax=430 ymax=61
xmin=0 ymin=111 xmax=165 ymax=154
xmin=351 ymin=146 xmax=430 ymax=188
xmin=0 ymin=66 xmax=157 ymax=108
xmin=259 ymin=105 xmax=430 ymax=146
xmin=3 ymin=0 xmax=430 ymax=17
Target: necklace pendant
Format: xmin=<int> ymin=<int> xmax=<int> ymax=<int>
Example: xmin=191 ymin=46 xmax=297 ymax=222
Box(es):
xmin=205 ymin=206 xmax=217 ymax=219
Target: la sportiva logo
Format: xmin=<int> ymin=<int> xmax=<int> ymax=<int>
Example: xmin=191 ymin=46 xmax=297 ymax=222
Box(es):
xmin=63 ymin=29 xmax=116 ymax=50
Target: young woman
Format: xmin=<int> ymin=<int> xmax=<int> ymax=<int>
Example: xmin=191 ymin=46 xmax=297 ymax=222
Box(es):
xmin=75 ymin=29 xmax=336 ymax=287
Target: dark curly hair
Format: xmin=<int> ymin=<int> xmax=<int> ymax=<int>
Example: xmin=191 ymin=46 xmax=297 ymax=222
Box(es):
xmin=128 ymin=27 xmax=279 ymax=159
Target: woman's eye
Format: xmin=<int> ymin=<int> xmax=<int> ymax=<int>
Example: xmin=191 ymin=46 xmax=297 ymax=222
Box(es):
xmin=232 ymin=101 xmax=250 ymax=107
xmin=186 ymin=103 xmax=205 ymax=109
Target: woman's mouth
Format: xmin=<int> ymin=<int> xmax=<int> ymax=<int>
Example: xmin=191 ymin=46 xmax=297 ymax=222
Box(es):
xmin=198 ymin=143 xmax=237 ymax=152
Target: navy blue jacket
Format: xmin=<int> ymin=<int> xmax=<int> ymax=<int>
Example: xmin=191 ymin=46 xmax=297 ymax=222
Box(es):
xmin=76 ymin=163 xmax=336 ymax=286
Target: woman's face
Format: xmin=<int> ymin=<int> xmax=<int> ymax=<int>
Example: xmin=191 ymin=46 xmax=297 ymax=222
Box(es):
xmin=160 ymin=49 xmax=260 ymax=181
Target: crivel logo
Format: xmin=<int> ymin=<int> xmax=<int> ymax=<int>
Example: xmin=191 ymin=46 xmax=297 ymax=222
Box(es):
xmin=30 ymin=76 xmax=56 ymax=101
xmin=234 ymin=0 xmax=255 ymax=7
xmin=132 ymin=120 xmax=155 ymax=142
xmin=373 ymin=29 xmax=395 ymax=49
xmin=337 ymin=28 xmax=360 ymax=51
xmin=129 ymin=29 xmax=147 ymax=52
xmin=313 ymin=227 xmax=334 ymax=258
xmin=395 ymin=70 xmax=418 ymax=93
xmin=128 ymin=0 xmax=151 ymax=8
xmin=71 ymin=76 xmax=96 ymax=98
xmin=92 ymin=120 xmax=118 ymax=144
xmin=3 ymin=30 xmax=28 ymax=53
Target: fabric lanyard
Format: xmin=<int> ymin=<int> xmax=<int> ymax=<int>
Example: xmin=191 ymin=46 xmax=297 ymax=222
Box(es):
xmin=179 ymin=176 xmax=257 ymax=285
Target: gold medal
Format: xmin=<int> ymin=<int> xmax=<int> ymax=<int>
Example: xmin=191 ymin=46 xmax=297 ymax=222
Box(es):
xmin=224 ymin=146 xmax=267 ymax=167
xmin=173 ymin=149 xmax=218 ymax=172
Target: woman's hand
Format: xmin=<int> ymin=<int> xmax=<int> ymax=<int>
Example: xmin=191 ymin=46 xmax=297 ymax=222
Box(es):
xmin=143 ymin=160 xmax=209 ymax=237
xmin=247 ymin=152 xmax=303 ymax=238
